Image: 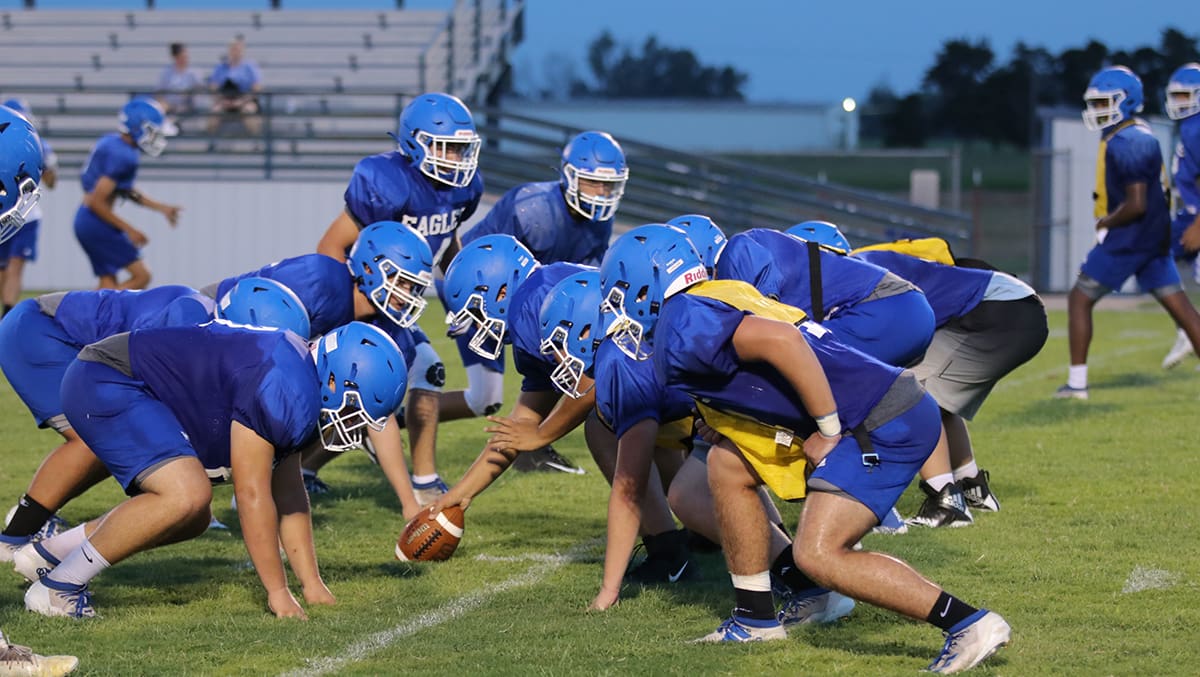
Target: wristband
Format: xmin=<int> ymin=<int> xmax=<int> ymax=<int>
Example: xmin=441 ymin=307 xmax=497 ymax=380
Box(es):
xmin=815 ymin=412 xmax=841 ymax=438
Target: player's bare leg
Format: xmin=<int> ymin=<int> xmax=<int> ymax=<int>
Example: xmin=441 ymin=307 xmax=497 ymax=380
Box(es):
xmin=1066 ymin=286 xmax=1096 ymax=366
xmin=1157 ymin=290 xmax=1200 ymax=353
xmin=118 ymin=261 xmax=151 ymax=290
xmin=24 ymin=431 xmax=111 ymax=513
xmin=406 ymin=388 xmax=440 ymax=477
xmin=707 ymin=440 xmax=770 ymax=576
xmin=2 ymin=257 xmax=25 ymax=309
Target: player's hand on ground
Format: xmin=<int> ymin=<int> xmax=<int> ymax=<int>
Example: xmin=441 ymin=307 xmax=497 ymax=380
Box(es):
xmin=268 ymin=588 xmax=308 ymax=620
xmin=128 ymin=228 xmax=149 ymax=247
xmin=802 ymin=431 xmax=840 ymax=466
xmin=162 ymin=204 xmax=182 ymax=227
xmin=302 ymin=580 xmax=336 ymax=606
xmin=588 ymin=586 xmax=620 ymax=611
xmin=484 ymin=415 xmax=545 ymax=452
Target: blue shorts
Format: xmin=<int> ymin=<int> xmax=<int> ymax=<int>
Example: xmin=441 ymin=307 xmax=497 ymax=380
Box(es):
xmin=0 ymin=299 xmax=80 ymax=426
xmin=1170 ymin=213 xmax=1197 ymax=262
xmin=827 ymin=289 xmax=935 ymax=367
xmin=807 ymin=393 xmax=941 ymax=521
xmin=1079 ymin=245 xmax=1180 ymax=294
xmin=61 ymin=359 xmax=196 ymax=496
xmin=0 ymin=218 xmax=39 ymax=264
xmin=74 ymin=206 xmax=139 ymax=277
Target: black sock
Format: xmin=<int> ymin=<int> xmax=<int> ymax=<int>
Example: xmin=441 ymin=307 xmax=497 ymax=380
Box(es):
xmin=926 ymin=591 xmax=978 ymax=631
xmin=770 ymin=546 xmax=820 ymax=593
xmin=733 ymin=587 xmax=776 ymax=622
xmin=2 ymin=495 xmax=53 ymax=538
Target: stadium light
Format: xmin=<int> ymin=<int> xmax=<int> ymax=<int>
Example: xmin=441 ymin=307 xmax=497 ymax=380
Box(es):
xmin=842 ymin=97 xmax=857 ymax=113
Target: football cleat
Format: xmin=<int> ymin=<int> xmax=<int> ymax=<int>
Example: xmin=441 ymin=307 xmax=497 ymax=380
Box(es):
xmin=0 ymin=534 xmax=30 ymax=563
xmin=412 ymin=477 xmax=449 ymax=508
xmin=12 ymin=541 xmax=60 ymax=583
xmin=871 ymin=506 xmax=909 ymax=535
xmin=693 ymin=615 xmax=787 ymax=643
xmin=34 ymin=516 xmax=70 ymax=542
xmin=302 ymin=472 xmax=331 ymax=496
xmin=777 ymin=589 xmax=856 ymax=627
xmin=24 ymin=578 xmax=96 ymax=619
xmin=206 ymin=516 xmax=229 ymax=531
xmin=926 ymin=609 xmax=1011 ymax=674
xmin=0 ymin=630 xmax=79 ymax=677
xmin=1162 ymin=329 xmax=1194 ymax=369
xmin=959 ymin=469 xmax=1000 ymax=512
xmin=1053 ymin=384 xmax=1088 ymax=400
xmin=511 ymin=446 xmax=585 ymax=474
xmin=908 ymin=482 xmax=973 ymax=529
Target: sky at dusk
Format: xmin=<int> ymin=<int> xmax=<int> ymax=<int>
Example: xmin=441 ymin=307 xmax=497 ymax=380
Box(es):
xmin=8 ymin=0 xmax=1200 ymax=103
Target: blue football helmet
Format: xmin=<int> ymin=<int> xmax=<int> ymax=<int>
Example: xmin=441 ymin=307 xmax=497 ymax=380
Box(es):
xmin=666 ymin=214 xmax=727 ymax=274
xmin=313 ymin=321 xmax=408 ymax=452
xmin=561 ymin=131 xmax=628 ymax=222
xmin=0 ymin=104 xmax=44 ymax=246
xmin=217 ymin=276 xmax=312 ymax=338
xmin=443 ymin=234 xmax=538 ymax=359
xmin=1082 ymin=66 xmax=1144 ymax=131
xmin=786 ymin=220 xmax=852 ymax=252
xmin=538 ymin=269 xmax=604 ymax=399
xmin=391 ymin=92 xmax=480 ymax=188
xmin=118 ymin=97 xmax=177 ymax=157
xmin=2 ymin=99 xmax=34 ymax=126
xmin=598 ymin=224 xmax=708 ymax=361
xmin=347 ymin=221 xmax=435 ymax=328
xmin=1167 ymin=63 xmax=1200 ymax=121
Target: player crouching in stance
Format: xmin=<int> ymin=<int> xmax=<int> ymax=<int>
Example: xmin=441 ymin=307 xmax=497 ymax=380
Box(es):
xmin=21 ymin=321 xmax=407 ymax=619
xmin=598 ymin=225 xmax=1009 ymax=673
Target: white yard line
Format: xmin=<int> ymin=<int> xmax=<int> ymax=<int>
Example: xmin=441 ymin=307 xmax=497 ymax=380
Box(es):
xmin=280 ymin=541 xmax=599 ymax=677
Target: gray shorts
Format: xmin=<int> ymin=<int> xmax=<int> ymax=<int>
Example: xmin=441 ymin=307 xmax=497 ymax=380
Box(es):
xmin=912 ymin=297 xmax=1048 ymax=420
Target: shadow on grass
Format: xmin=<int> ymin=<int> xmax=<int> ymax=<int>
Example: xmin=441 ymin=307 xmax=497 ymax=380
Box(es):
xmin=1011 ymin=399 xmax=1118 ymax=425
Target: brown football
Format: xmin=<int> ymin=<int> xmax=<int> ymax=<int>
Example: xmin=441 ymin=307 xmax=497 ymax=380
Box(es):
xmin=395 ymin=505 xmax=465 ymax=562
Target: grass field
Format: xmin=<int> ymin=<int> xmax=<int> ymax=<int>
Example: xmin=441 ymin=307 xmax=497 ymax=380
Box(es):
xmin=2 ymin=303 xmax=1200 ymax=676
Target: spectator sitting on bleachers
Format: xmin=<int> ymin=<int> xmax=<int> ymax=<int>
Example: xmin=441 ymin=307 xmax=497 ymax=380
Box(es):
xmin=206 ymin=36 xmax=262 ymax=139
xmin=156 ymin=42 xmax=203 ymax=126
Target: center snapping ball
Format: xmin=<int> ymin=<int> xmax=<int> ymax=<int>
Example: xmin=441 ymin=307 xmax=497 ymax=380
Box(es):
xmin=395 ymin=505 xmax=465 ymax=562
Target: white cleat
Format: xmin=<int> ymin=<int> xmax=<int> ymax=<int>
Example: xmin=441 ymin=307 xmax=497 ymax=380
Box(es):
xmin=693 ymin=615 xmax=787 ymax=643
xmin=777 ymin=589 xmax=855 ymax=627
xmin=24 ymin=579 xmax=96 ymax=619
xmin=0 ymin=630 xmax=79 ymax=677
xmin=926 ymin=610 xmax=1010 ymax=674
xmin=1162 ymin=329 xmax=1194 ymax=369
xmin=12 ymin=542 xmax=60 ymax=583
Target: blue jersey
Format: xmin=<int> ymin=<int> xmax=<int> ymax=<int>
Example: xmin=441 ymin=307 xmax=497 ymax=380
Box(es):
xmin=80 ymin=133 xmax=138 ymax=198
xmin=593 ymin=339 xmax=694 ymax=438
xmin=1172 ymin=115 xmax=1200 ymax=218
xmin=1094 ymin=120 xmax=1170 ymax=254
xmin=343 ymin=151 xmax=483 ymax=263
xmin=129 ymin=322 xmax=319 ymax=468
xmin=653 ymin=290 xmax=899 ymax=435
xmin=463 ymin=181 xmax=612 ymax=266
xmin=852 ymin=250 xmax=989 ymax=327
xmin=216 ymin=254 xmax=354 ymax=338
xmin=509 ymin=262 xmax=592 ymax=392
xmin=52 ymin=285 xmax=212 ymax=347
xmin=717 ymin=228 xmax=887 ymax=317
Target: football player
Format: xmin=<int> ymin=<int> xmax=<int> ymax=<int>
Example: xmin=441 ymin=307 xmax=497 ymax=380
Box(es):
xmin=20 ymin=321 xmax=406 ymax=620
xmin=0 ymin=103 xmax=43 ymax=248
xmin=1061 ymin=66 xmax=1200 ymax=396
xmin=537 ymin=270 xmax=852 ymax=617
xmin=597 ymin=225 xmax=1010 ymax=674
xmin=439 ymin=132 xmax=628 ymax=474
xmin=0 ymin=286 xmax=217 ymax=561
xmin=204 ymin=221 xmax=434 ymax=515
xmin=73 ymin=98 xmax=181 ymax=290
xmin=1162 ymin=63 xmax=1200 ymax=368
xmin=0 ymin=99 xmax=57 ymax=317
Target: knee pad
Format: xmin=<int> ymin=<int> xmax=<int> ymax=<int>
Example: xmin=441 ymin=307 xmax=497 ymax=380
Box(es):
xmin=464 ymin=364 xmax=504 ymax=416
xmin=409 ymin=342 xmax=445 ymax=392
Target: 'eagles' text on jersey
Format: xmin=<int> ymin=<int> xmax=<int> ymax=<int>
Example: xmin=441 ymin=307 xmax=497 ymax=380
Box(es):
xmin=464 ymin=181 xmax=612 ymax=267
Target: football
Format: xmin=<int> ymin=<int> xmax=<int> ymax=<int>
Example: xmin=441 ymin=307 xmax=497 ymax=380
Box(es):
xmin=395 ymin=505 xmax=465 ymax=562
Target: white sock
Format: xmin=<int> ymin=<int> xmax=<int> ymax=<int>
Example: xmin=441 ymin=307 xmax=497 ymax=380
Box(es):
xmin=926 ymin=473 xmax=955 ymax=492
xmin=952 ymin=461 xmax=979 ymax=481
xmin=412 ymin=473 xmax=440 ymax=486
xmin=729 ymin=571 xmax=772 ymax=592
xmin=1068 ymin=364 xmax=1088 ymax=390
xmin=40 ymin=524 xmax=87 ymax=562
xmin=47 ymin=540 xmax=110 ymax=588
